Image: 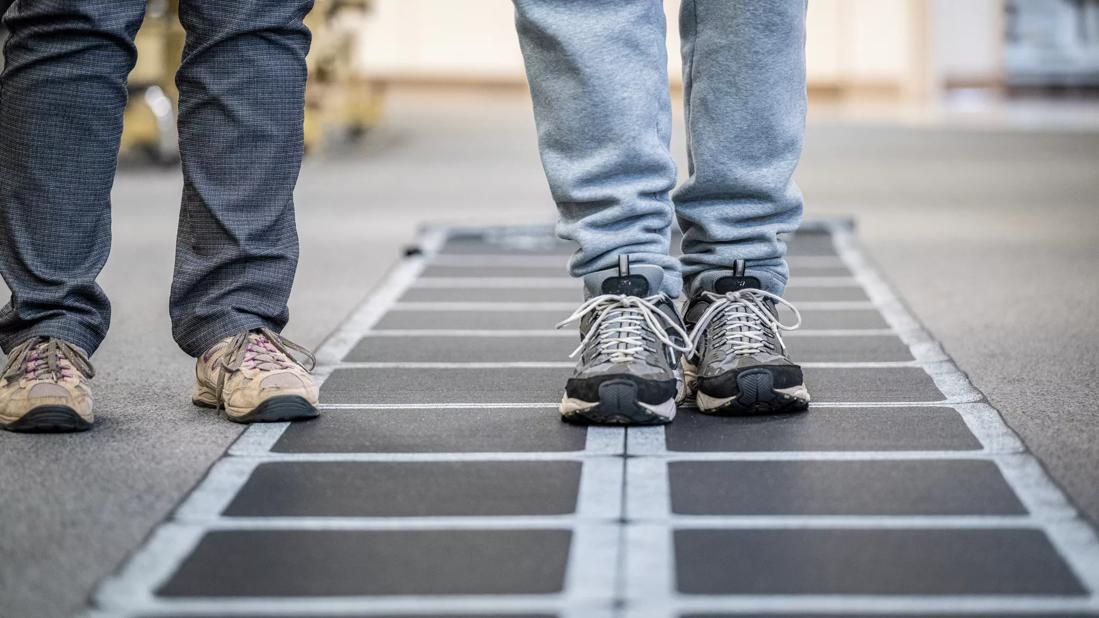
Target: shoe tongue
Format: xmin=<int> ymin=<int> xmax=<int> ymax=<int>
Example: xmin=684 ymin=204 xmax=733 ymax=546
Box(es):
xmin=583 ymin=257 xmax=663 ymax=299
xmin=691 ymin=269 xmax=762 ymax=296
xmin=714 ymin=275 xmax=762 ymax=294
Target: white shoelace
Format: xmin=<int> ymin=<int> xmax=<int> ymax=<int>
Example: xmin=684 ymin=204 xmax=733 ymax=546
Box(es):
xmin=556 ymin=294 xmax=693 ymax=363
xmin=688 ymin=289 xmax=802 ymax=357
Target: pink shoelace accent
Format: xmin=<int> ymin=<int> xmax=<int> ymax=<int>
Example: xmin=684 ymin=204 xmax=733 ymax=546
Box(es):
xmin=2 ymin=338 xmax=95 ymax=383
xmin=214 ymin=329 xmax=316 ymax=399
xmin=24 ymin=351 xmax=74 ymax=380
xmin=241 ymin=334 xmax=294 ymax=371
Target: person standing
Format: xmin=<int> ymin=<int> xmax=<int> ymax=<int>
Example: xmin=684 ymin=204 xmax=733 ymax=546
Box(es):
xmin=0 ymin=0 xmax=319 ymax=432
xmin=513 ymin=0 xmax=811 ymax=424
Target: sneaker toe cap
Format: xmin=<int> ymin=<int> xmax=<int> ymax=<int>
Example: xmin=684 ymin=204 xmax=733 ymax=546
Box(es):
xmin=28 ymin=383 xmax=73 ymax=399
xmin=260 ymin=372 xmax=308 ymax=391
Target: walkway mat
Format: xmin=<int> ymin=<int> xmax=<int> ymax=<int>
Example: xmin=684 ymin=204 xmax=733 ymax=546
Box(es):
xmin=91 ymin=221 xmax=1099 ymax=617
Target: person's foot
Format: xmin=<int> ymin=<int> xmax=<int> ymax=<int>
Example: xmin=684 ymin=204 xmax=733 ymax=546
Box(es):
xmin=193 ymin=328 xmax=320 ymax=423
xmin=683 ymin=261 xmax=810 ymax=414
xmin=556 ymin=256 xmax=691 ymax=425
xmin=0 ymin=337 xmax=95 ymax=432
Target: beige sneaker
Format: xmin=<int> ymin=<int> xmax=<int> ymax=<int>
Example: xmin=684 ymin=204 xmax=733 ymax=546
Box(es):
xmin=193 ymin=328 xmax=319 ymax=423
xmin=0 ymin=337 xmax=95 ymax=433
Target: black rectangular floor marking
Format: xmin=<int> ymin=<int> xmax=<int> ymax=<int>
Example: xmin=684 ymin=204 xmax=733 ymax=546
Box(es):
xmin=437 ymin=229 xmax=832 ymax=256
xmin=375 ymin=308 xmax=892 ymax=332
xmin=804 ymin=366 xmax=945 ymax=402
xmin=780 ymin=308 xmax=890 ymax=330
xmin=320 ymin=367 xmax=571 ymax=404
xmin=785 ymin=334 xmax=913 ymax=362
xmin=439 ymin=238 xmax=574 ymax=255
xmin=274 ymin=407 xmax=586 ymax=453
xmin=345 ymin=334 xmax=578 ymax=363
xmin=665 ymin=406 xmax=982 ymax=452
xmin=668 ymin=460 xmax=1025 ymax=516
xmin=785 ymin=236 xmax=839 ymax=256
xmin=142 ymin=611 xmax=558 ymax=615
xmin=224 ymin=461 xmax=582 ymax=517
xmin=681 ymin=614 xmax=1097 ymax=618
xmin=674 ymin=528 xmax=1086 ymax=596
xmin=783 ymin=286 xmax=869 ymax=302
xmin=157 ymin=529 xmax=572 ymax=597
xmin=320 ymin=366 xmax=943 ymax=405
xmin=344 ymin=333 xmax=914 ymax=363
xmin=422 ymin=264 xmax=569 ymax=278
xmin=400 ymin=285 xmax=866 ymax=304
xmin=374 ymin=309 xmax=566 ymax=331
xmin=400 ymin=286 xmax=583 ymax=303
xmin=421 ymin=264 xmax=855 ymax=278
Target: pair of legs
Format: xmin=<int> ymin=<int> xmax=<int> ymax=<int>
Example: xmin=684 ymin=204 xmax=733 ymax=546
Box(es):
xmin=0 ymin=1 xmax=319 ymax=431
xmin=514 ymin=0 xmax=807 ymax=297
xmin=514 ymin=0 xmax=811 ymax=423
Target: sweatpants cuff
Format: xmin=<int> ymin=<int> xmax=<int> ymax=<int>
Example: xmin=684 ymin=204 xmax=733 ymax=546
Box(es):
xmin=745 ymin=268 xmax=788 ymax=296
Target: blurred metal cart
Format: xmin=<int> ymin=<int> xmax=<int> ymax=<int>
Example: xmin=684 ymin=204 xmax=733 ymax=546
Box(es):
xmin=304 ymin=0 xmax=386 ymax=152
xmin=122 ymin=0 xmax=184 ymax=165
xmin=117 ymin=0 xmax=384 ymax=163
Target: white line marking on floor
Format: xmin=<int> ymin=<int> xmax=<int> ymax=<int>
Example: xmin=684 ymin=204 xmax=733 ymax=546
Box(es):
xmin=226 ymin=421 xmax=288 ymax=455
xmin=563 ymin=523 xmax=622 ymax=603
xmin=954 ymin=403 xmax=1028 ymax=453
xmin=625 ymin=456 xmax=670 ymax=520
xmin=623 ymin=524 xmax=675 ymax=602
xmin=93 ymin=228 xmax=448 ymax=614
xmin=174 ymin=457 xmax=260 ymax=520
xmin=585 ymin=425 xmax=626 ymax=455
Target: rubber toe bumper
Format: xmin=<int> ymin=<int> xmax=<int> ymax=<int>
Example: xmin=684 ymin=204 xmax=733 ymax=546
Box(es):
xmin=2 ymin=406 xmax=92 ymax=433
xmin=697 ymin=367 xmax=810 ymax=415
xmin=561 ymin=378 xmax=676 ymax=426
xmin=228 ymin=395 xmax=319 ymax=424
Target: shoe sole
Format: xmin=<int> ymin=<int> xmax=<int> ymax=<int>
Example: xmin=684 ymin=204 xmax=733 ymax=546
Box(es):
xmin=193 ymin=395 xmax=319 ymax=424
xmin=696 ymin=368 xmax=810 ymax=416
xmin=560 ymin=377 xmax=681 ymax=426
xmin=2 ymin=406 xmax=92 ymax=433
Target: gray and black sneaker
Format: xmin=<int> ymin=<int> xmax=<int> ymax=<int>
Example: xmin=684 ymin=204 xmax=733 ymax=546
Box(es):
xmin=683 ymin=260 xmax=810 ymax=415
xmin=556 ymin=256 xmax=692 ymax=425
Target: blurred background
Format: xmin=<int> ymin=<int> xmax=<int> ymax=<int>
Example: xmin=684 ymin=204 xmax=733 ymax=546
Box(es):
xmin=4 ymin=0 xmax=1097 ymax=161
xmin=1 ymin=2 xmax=1098 ymax=616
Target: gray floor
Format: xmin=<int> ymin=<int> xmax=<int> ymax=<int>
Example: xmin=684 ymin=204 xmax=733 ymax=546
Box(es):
xmin=0 ymin=90 xmax=1097 ymax=617
xmin=87 ymin=224 xmax=1099 ymax=616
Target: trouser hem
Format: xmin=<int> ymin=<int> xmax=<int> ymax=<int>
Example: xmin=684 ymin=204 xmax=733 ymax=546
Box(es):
xmin=0 ymin=321 xmax=105 ymax=357
xmin=173 ymin=314 xmax=280 ymax=358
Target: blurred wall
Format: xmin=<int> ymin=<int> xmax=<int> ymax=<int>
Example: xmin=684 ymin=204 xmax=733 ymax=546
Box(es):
xmin=355 ymin=0 xmax=1007 ymax=102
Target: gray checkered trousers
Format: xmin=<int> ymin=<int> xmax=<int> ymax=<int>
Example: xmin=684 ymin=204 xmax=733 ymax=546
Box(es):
xmin=0 ymin=0 xmax=314 ymax=357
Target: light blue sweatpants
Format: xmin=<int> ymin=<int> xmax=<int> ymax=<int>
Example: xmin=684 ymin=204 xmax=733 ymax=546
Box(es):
xmin=513 ymin=0 xmax=807 ymax=297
